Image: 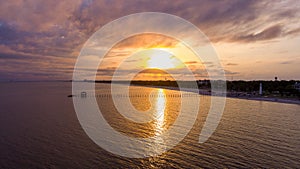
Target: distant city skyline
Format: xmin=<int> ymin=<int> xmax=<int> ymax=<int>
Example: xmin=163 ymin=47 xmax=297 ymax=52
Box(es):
xmin=0 ymin=0 xmax=300 ymax=81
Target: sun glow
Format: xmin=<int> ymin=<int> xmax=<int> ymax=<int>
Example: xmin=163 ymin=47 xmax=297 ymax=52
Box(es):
xmin=147 ymin=49 xmax=178 ymax=69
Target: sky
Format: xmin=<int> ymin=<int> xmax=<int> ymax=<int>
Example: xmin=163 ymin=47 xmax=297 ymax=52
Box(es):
xmin=0 ymin=0 xmax=300 ymax=81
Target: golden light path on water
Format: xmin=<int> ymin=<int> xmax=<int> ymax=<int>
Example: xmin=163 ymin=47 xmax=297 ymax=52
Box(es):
xmin=155 ymin=89 xmax=165 ymax=134
xmin=152 ymin=88 xmax=167 ymax=155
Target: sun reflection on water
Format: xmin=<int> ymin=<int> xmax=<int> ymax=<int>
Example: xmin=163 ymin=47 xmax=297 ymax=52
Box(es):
xmin=149 ymin=88 xmax=167 ymax=156
xmin=154 ymin=88 xmax=166 ymax=134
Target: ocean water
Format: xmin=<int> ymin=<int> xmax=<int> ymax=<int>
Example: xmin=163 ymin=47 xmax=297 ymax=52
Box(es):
xmin=0 ymin=82 xmax=299 ymax=168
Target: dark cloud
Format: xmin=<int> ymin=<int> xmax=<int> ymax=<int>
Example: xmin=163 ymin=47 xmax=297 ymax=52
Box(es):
xmin=280 ymin=61 xmax=293 ymax=65
xmin=0 ymin=22 xmax=28 ymax=42
xmin=226 ymin=63 xmax=238 ymax=66
xmin=285 ymin=28 xmax=300 ymax=36
xmin=184 ymin=61 xmax=199 ymax=65
xmin=0 ymin=53 xmax=26 ymax=60
xmin=138 ymin=69 xmax=169 ymax=74
xmin=232 ymin=25 xmax=283 ymax=42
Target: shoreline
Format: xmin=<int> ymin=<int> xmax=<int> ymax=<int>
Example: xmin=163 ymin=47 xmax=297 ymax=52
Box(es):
xmin=230 ymin=96 xmax=300 ymax=105
xmin=142 ymin=85 xmax=300 ymax=105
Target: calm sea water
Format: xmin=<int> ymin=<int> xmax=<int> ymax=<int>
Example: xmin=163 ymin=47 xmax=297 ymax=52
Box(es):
xmin=0 ymin=82 xmax=299 ymax=168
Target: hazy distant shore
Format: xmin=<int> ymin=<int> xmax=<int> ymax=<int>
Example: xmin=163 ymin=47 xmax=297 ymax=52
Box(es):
xmin=142 ymin=85 xmax=300 ymax=105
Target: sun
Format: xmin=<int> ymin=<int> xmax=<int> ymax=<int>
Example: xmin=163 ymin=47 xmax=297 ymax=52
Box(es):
xmin=147 ymin=49 xmax=178 ymax=69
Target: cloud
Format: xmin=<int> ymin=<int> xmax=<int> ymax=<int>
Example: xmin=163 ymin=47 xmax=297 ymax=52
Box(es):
xmin=184 ymin=61 xmax=199 ymax=65
xmin=285 ymin=28 xmax=300 ymax=36
xmin=103 ymin=34 xmax=179 ymax=59
xmin=225 ymin=70 xmax=239 ymax=75
xmin=280 ymin=61 xmax=293 ymax=65
xmin=226 ymin=63 xmax=238 ymax=66
xmin=0 ymin=0 xmax=82 ymax=32
xmin=0 ymin=0 xmax=300 ymax=80
xmin=113 ymin=34 xmax=178 ymax=49
xmin=232 ymin=25 xmax=283 ymax=42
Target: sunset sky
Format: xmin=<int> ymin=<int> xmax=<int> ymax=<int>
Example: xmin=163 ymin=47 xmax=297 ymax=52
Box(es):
xmin=0 ymin=0 xmax=300 ymax=81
